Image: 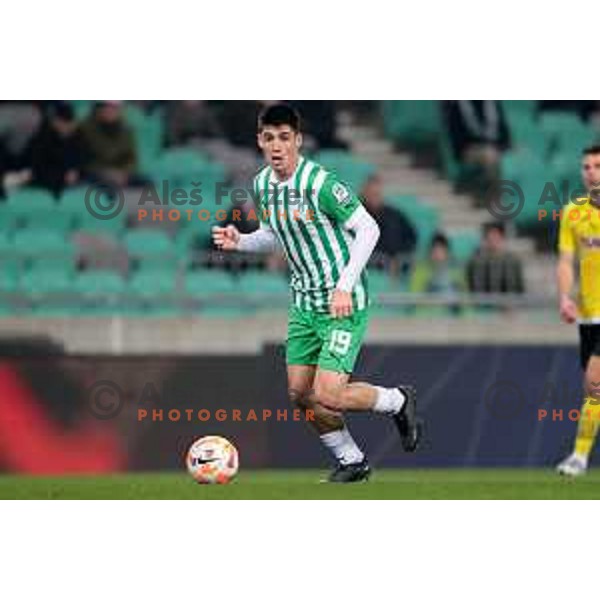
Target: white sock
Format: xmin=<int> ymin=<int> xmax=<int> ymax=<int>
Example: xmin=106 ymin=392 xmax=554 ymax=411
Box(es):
xmin=373 ymin=387 xmax=406 ymax=415
xmin=320 ymin=428 xmax=365 ymax=465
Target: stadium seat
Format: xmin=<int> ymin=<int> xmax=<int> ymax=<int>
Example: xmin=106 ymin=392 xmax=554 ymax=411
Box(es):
xmin=175 ymin=223 xmax=213 ymax=257
xmin=124 ymin=104 xmax=165 ymax=174
xmin=0 ymin=267 xmax=18 ymax=291
xmin=504 ymin=113 xmax=546 ymax=156
xmin=75 ymin=271 xmax=127 ymax=296
xmin=448 ymin=230 xmax=480 ymax=263
xmin=382 ymin=101 xmax=443 ymax=148
xmin=129 ymin=270 xmax=178 ymax=296
xmin=184 ymin=271 xmax=237 ymax=295
xmin=184 ymin=271 xmax=242 ymax=316
xmin=72 ymin=271 xmax=128 ymax=315
xmin=124 ymin=229 xmax=175 ymax=259
xmin=24 ymin=209 xmax=74 ymax=232
xmin=500 ymin=150 xmax=545 ymax=182
xmin=6 ymin=187 xmax=56 ymax=216
xmin=368 ymin=271 xmax=408 ymax=316
xmin=13 ymin=229 xmax=73 ymax=256
xmin=385 ymin=196 xmax=440 ymax=255
xmin=0 ymin=208 xmax=19 ymax=231
xmin=238 ymin=271 xmax=288 ymax=312
xmin=539 ymin=112 xmax=595 ymax=156
xmin=149 ymin=149 xmax=226 ymax=189
xmin=314 ymin=150 xmax=375 ymax=191
xmin=0 ymin=231 xmax=14 ymax=252
xmin=20 ymin=267 xmax=74 ymax=296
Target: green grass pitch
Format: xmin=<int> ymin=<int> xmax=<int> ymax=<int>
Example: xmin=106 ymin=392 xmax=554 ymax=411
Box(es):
xmin=0 ymin=469 xmax=598 ymax=499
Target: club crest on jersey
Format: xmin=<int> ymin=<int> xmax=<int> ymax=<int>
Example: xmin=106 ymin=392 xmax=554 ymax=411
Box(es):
xmin=332 ymin=182 xmax=351 ymax=206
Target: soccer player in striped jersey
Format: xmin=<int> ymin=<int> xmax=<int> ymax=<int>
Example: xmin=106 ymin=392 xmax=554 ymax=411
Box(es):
xmin=213 ymin=103 xmax=421 ymax=482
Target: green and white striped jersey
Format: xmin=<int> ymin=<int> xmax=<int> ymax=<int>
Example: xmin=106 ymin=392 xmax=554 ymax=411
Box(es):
xmin=253 ymin=156 xmax=369 ymax=312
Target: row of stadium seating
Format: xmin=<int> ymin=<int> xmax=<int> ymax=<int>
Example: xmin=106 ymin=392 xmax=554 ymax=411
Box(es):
xmin=0 ymin=266 xmax=481 ymax=318
xmin=0 ymin=189 xmax=480 ymax=264
xmin=380 ymin=102 xmax=599 ymax=228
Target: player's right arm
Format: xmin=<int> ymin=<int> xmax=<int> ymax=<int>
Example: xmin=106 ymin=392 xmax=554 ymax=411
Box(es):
xmin=212 ymin=171 xmax=279 ymax=253
xmin=212 ymin=222 xmax=278 ymax=253
xmin=557 ymin=208 xmax=578 ymax=324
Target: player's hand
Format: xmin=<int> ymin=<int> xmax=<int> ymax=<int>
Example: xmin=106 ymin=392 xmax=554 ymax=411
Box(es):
xmin=559 ymin=294 xmax=578 ymax=324
xmin=212 ymin=225 xmax=240 ymax=251
xmin=330 ymin=290 xmax=353 ymax=319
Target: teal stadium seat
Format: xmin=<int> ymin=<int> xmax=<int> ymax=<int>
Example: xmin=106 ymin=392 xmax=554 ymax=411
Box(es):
xmin=0 ymin=207 xmax=19 ymax=231
xmin=448 ymin=231 xmax=480 ymax=263
xmin=6 ymin=187 xmax=56 ymax=217
xmin=24 ymin=209 xmax=74 ymax=233
xmin=368 ymin=271 xmax=408 ymax=316
xmin=21 ymin=267 xmax=74 ymax=296
xmin=384 ymin=195 xmax=440 ymax=255
xmin=124 ymin=229 xmax=175 ymax=263
xmin=13 ymin=229 xmax=73 ymax=257
xmin=184 ymin=271 xmax=241 ymax=317
xmin=124 ymin=104 xmax=164 ymax=174
xmin=381 ymin=101 xmax=442 ymax=147
xmin=314 ymin=150 xmax=375 ymax=192
xmin=539 ymin=112 xmax=596 ymax=156
xmin=128 ymin=270 xmax=180 ymax=316
xmin=238 ymin=271 xmax=288 ymax=312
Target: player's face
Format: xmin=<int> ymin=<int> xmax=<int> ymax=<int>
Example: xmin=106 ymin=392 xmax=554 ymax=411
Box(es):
xmin=582 ymin=153 xmax=600 ymax=193
xmin=258 ymin=125 xmax=302 ymax=177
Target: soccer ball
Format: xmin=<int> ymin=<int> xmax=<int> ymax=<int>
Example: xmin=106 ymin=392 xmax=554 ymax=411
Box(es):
xmin=185 ymin=435 xmax=239 ymax=484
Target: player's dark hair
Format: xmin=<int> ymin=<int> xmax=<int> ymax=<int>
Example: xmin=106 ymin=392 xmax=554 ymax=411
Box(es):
xmin=583 ymin=145 xmax=600 ymax=156
xmin=258 ymin=103 xmax=301 ymax=132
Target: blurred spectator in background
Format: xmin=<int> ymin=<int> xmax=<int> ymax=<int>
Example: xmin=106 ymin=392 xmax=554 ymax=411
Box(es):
xmin=443 ymin=101 xmax=510 ymax=198
xmin=0 ymin=101 xmax=41 ymax=159
xmin=467 ymin=222 xmax=525 ymax=294
xmin=79 ymin=101 xmax=142 ymax=188
xmin=0 ymin=133 xmax=31 ymax=199
xmin=361 ymin=174 xmax=417 ymax=274
xmin=165 ymin=101 xmax=221 ymax=146
xmin=219 ymin=101 xmax=266 ymax=149
xmin=411 ymin=233 xmax=463 ymax=294
xmin=410 ymin=233 xmax=464 ymax=315
xmin=290 ymin=101 xmax=347 ymax=150
xmin=24 ymin=102 xmax=82 ymax=196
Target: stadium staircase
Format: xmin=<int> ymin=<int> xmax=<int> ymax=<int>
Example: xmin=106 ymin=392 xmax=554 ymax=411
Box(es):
xmin=337 ymin=111 xmax=554 ymax=296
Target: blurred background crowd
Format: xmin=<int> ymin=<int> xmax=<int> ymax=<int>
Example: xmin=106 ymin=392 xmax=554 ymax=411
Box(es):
xmin=0 ymin=100 xmax=597 ymax=318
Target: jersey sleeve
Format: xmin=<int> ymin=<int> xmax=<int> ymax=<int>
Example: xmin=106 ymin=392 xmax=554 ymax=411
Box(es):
xmin=559 ymin=206 xmax=576 ymax=254
xmin=318 ymin=173 xmax=363 ymax=223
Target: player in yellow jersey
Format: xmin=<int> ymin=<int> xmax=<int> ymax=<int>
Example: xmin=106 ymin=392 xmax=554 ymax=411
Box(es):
xmin=556 ymin=146 xmax=600 ymax=476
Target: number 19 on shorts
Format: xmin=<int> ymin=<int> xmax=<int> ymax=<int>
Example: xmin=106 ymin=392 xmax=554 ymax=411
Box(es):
xmin=328 ymin=330 xmax=352 ymax=355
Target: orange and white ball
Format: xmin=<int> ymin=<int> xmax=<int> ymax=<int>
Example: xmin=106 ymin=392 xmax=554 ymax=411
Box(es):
xmin=186 ymin=436 xmax=239 ymax=484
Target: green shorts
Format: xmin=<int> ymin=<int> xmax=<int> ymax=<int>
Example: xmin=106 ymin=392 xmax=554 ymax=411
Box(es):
xmin=286 ymin=305 xmax=369 ymax=374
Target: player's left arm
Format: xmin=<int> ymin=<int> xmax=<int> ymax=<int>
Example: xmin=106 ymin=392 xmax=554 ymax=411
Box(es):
xmin=320 ymin=176 xmax=380 ymax=317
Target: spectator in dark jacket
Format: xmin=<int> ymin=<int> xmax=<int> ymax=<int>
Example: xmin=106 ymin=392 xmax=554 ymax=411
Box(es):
xmin=443 ymin=100 xmax=510 ymax=198
xmin=165 ymin=101 xmax=221 ymax=146
xmin=24 ymin=102 xmax=82 ymax=196
xmin=362 ymin=174 xmax=417 ymax=274
xmin=289 ymin=101 xmax=347 ymax=150
xmin=79 ymin=101 xmax=139 ymax=188
xmin=467 ymin=222 xmax=524 ymax=294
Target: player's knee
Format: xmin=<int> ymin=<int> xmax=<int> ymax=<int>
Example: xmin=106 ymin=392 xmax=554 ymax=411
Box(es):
xmin=314 ymin=383 xmax=344 ymax=411
xmin=585 ymin=369 xmax=600 ymax=402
